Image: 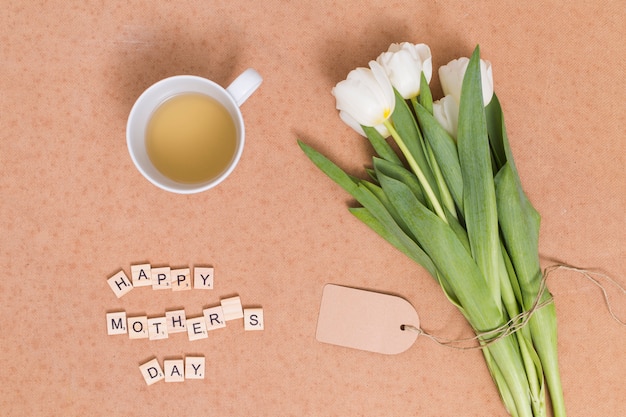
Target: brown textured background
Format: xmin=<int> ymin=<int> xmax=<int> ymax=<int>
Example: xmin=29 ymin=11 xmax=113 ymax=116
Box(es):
xmin=1 ymin=1 xmax=624 ymax=416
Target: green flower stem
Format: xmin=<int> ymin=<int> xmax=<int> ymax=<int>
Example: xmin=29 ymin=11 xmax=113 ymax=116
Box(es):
xmin=410 ymin=93 xmax=458 ymax=219
xmin=426 ymin=141 xmax=458 ymax=220
xmin=383 ymin=119 xmax=448 ymax=224
xmin=498 ymin=247 xmax=545 ymax=417
xmin=482 ymin=347 xmax=519 ymax=417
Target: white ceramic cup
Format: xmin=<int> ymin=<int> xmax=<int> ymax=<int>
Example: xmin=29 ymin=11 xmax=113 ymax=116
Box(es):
xmin=126 ymin=68 xmax=262 ymax=194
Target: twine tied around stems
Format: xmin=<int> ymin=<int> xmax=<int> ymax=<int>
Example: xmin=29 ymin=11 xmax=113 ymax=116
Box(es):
xmin=401 ymin=264 xmax=625 ymax=350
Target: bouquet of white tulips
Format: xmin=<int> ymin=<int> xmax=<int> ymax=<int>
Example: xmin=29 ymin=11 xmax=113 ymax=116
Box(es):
xmin=299 ymin=43 xmax=566 ymax=417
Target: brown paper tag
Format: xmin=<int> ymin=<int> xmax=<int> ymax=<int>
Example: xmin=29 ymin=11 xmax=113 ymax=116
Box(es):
xmin=316 ymin=284 xmax=420 ymax=355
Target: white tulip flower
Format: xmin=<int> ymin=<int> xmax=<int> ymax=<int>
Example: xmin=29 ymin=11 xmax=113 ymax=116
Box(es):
xmin=432 ymin=95 xmax=460 ymax=139
xmin=439 ymin=57 xmax=493 ymax=106
xmin=339 ymin=110 xmax=391 ymax=138
xmin=332 ymin=60 xmax=395 ymax=127
xmin=376 ymin=42 xmax=433 ymax=100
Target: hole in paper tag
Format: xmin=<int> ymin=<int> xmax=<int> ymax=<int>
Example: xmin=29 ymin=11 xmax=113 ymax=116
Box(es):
xmin=316 ymin=284 xmax=420 ymax=355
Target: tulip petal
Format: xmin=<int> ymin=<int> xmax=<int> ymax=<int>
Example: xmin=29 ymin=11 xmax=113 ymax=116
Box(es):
xmin=332 ymin=64 xmax=395 ymax=127
xmin=369 ymin=61 xmax=395 ymax=119
xmin=377 ymin=42 xmax=433 ymax=99
xmin=433 ymin=95 xmax=459 ymax=139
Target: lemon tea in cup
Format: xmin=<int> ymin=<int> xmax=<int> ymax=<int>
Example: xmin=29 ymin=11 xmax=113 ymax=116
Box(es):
xmin=127 ymin=69 xmax=262 ymax=194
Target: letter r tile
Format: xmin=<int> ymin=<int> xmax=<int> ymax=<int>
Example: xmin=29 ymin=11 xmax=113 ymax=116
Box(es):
xmin=203 ymin=305 xmax=227 ymax=331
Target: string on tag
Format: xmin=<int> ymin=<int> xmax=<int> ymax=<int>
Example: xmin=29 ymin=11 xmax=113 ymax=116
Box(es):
xmin=401 ymin=264 xmax=625 ymax=350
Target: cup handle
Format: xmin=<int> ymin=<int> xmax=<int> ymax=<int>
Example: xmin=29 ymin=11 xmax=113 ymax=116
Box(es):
xmin=226 ymin=68 xmax=263 ymax=106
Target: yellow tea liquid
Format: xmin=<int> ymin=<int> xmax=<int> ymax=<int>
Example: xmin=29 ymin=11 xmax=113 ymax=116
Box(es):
xmin=146 ymin=93 xmax=237 ymax=184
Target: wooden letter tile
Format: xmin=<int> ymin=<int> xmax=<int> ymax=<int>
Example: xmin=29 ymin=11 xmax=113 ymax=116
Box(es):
xmin=147 ymin=316 xmax=169 ymax=340
xmin=127 ymin=316 xmax=149 ymax=339
xmin=165 ymin=309 xmax=187 ymax=334
xmin=186 ymin=316 xmax=208 ymax=341
xmin=193 ymin=266 xmax=214 ymax=290
xmin=139 ymin=358 xmax=164 ymax=386
xmin=107 ymin=270 xmax=133 ymax=298
xmin=203 ymin=305 xmax=227 ymax=331
xmin=185 ymin=356 xmax=205 ymax=380
xmin=151 ymin=266 xmax=171 ymax=290
xmin=130 ymin=263 xmax=152 ymax=287
xmin=171 ymin=268 xmax=191 ymax=291
xmin=221 ymin=296 xmax=244 ymax=321
xmin=164 ymin=359 xmax=185 ymax=382
xmin=106 ymin=311 xmax=127 ymax=335
xmin=244 ymin=308 xmax=264 ymax=331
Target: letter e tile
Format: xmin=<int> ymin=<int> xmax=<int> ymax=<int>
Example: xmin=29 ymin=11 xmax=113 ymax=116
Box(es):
xmin=186 ymin=316 xmax=208 ymax=341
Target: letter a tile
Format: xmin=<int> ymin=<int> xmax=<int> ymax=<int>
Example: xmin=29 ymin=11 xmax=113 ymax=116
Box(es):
xmin=131 ymin=264 xmax=153 ymax=287
xmin=164 ymin=359 xmax=185 ymax=382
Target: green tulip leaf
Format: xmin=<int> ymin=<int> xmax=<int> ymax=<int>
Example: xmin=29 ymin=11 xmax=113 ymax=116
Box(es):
xmin=362 ymin=125 xmax=403 ymax=166
xmin=457 ymin=46 xmax=500 ymax=304
xmin=298 ymin=139 xmax=437 ymax=278
xmin=373 ymin=157 xmax=426 ymax=206
xmin=376 ymin=172 xmax=506 ymax=332
xmin=418 ymin=72 xmax=433 ymax=114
